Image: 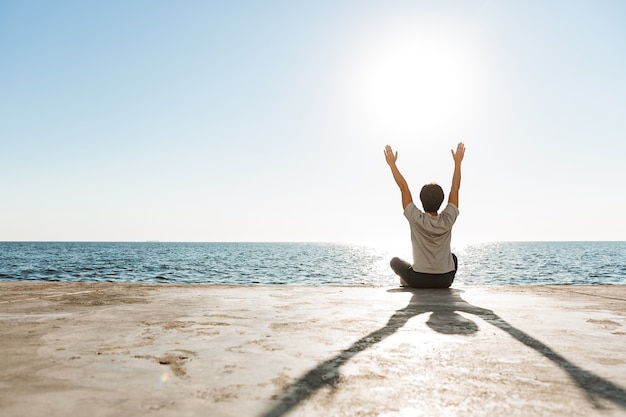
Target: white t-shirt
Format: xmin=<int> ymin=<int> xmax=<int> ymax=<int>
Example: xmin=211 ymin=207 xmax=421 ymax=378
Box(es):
xmin=403 ymin=201 xmax=459 ymax=274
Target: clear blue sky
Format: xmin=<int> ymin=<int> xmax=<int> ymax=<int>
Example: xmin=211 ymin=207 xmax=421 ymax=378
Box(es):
xmin=1 ymin=1 xmax=625 ymax=242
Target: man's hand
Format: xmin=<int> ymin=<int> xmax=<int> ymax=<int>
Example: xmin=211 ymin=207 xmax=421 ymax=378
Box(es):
xmin=451 ymin=142 xmax=465 ymax=165
xmin=384 ymin=145 xmax=398 ymax=167
xmin=384 ymin=145 xmax=413 ymax=209
xmin=449 ymin=142 xmax=465 ymax=208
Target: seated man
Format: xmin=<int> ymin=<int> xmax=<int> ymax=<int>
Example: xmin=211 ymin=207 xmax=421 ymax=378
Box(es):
xmin=384 ymin=142 xmax=465 ymax=288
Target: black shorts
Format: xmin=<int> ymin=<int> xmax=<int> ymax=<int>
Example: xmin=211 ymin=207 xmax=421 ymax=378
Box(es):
xmin=390 ymin=254 xmax=458 ymax=289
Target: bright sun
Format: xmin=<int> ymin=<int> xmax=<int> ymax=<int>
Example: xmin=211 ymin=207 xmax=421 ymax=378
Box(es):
xmin=344 ymin=21 xmax=480 ymax=136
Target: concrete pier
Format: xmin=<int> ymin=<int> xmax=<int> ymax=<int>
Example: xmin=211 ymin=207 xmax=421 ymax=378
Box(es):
xmin=1 ymin=282 xmax=625 ymax=416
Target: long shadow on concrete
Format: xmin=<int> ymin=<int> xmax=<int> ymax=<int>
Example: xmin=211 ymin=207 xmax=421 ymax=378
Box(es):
xmin=259 ymin=288 xmax=626 ymax=417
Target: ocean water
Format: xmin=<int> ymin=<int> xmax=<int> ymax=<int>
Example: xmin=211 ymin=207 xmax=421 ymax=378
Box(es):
xmin=0 ymin=241 xmax=624 ymax=286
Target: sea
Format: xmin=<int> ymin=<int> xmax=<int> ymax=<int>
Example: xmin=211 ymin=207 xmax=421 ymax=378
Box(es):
xmin=0 ymin=241 xmax=625 ymax=286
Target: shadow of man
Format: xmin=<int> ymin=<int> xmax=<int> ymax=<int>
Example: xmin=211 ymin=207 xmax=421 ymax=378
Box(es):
xmin=259 ymin=288 xmax=626 ymax=417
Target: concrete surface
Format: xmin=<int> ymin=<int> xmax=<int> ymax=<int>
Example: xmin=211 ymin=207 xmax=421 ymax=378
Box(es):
xmin=1 ymin=282 xmax=625 ymax=417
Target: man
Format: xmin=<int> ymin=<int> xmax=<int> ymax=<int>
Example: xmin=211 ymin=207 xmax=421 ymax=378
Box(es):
xmin=384 ymin=142 xmax=465 ymax=288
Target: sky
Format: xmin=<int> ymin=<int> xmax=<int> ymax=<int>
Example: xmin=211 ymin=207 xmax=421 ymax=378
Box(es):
xmin=1 ymin=0 xmax=625 ymax=243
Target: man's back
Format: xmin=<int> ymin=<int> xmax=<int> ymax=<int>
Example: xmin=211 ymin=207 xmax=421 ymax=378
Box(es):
xmin=405 ymin=201 xmax=458 ymax=274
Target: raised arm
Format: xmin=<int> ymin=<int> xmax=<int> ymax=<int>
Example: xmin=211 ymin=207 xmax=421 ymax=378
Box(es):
xmin=448 ymin=142 xmax=465 ymax=208
xmin=384 ymin=145 xmax=413 ymax=209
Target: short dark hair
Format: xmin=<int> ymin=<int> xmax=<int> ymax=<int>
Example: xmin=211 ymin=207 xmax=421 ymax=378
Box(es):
xmin=420 ymin=183 xmax=444 ymax=213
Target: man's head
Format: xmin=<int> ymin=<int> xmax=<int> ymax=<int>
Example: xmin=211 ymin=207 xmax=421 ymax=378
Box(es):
xmin=420 ymin=183 xmax=444 ymax=213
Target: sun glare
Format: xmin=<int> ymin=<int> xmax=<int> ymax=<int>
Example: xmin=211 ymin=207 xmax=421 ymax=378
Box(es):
xmin=344 ymin=21 xmax=480 ymax=137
